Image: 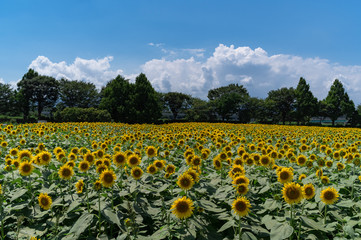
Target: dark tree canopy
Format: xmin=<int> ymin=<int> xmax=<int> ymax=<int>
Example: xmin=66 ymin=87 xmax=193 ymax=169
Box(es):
xmin=133 ymin=73 xmax=162 ymax=123
xmin=185 ymin=97 xmax=210 ymax=122
xmin=0 ymin=83 xmax=17 ymax=115
xmin=324 ymin=79 xmax=355 ymax=126
xmin=99 ymin=75 xmax=134 ymax=123
xmin=295 ymin=77 xmax=318 ymax=124
xmin=17 ymin=70 xmax=59 ymax=119
xmin=163 ymin=92 xmax=191 ymax=120
xmin=266 ymin=87 xmax=295 ymax=124
xmin=59 ymin=79 xmax=100 ymax=109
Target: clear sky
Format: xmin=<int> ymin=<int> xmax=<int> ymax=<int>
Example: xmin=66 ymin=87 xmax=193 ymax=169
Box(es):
xmin=2 ymin=0 xmax=361 ymax=102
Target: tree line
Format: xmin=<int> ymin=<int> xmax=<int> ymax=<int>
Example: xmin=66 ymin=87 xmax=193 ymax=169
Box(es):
xmin=0 ymin=69 xmax=360 ymax=126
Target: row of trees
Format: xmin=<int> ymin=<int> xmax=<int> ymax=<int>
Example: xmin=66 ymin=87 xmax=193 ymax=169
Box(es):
xmin=0 ymin=68 xmax=359 ymax=126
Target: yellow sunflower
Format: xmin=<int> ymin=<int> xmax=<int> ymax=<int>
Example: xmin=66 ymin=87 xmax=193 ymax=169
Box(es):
xmin=213 ymin=157 xmax=222 ymax=170
xmin=131 ymin=166 xmax=143 ymax=180
xmin=78 ymin=161 xmax=90 ymax=172
xmin=170 ymin=196 xmax=194 ymax=219
xmin=296 ymin=155 xmax=307 ymax=166
xmin=232 ymin=175 xmax=250 ymax=186
xmin=165 ymin=164 xmax=176 ymax=174
xmin=19 ymin=161 xmax=34 ymax=176
xmin=232 ymin=196 xmax=251 ymax=217
xmin=96 ymin=164 xmax=108 ymax=174
xmin=303 ymin=183 xmax=316 ymax=200
xmin=146 ymin=146 xmax=157 ymax=158
xmin=127 ymin=154 xmax=141 ymax=168
xmin=94 ymin=180 xmax=102 ymax=191
xmin=39 ymin=151 xmax=52 ymax=165
xmin=58 ymin=165 xmax=74 ymax=180
xmin=260 ymin=155 xmax=271 ymax=166
xmin=100 ymin=169 xmax=116 ymax=188
xmin=282 ymin=182 xmax=304 ymax=205
xmin=298 ymin=174 xmax=306 ymax=181
xmin=320 ymin=187 xmax=339 ymax=205
xmin=147 ymin=164 xmax=157 ymax=174
xmin=113 ymin=152 xmax=127 ymax=167
xmin=75 ymin=179 xmax=84 ymax=193
xmin=177 ymin=173 xmax=194 ymax=190
xmin=154 ymin=160 xmax=165 ymax=170
xmin=277 ymin=168 xmax=293 ymax=184
xmin=38 ymin=193 xmax=52 ymax=210
xmin=83 ymin=152 xmax=95 ymax=165
xmin=236 ymin=183 xmax=249 ymax=195
xmin=18 ymin=149 xmax=32 ymax=161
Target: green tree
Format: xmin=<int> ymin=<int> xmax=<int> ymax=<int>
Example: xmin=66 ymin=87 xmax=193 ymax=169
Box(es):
xmin=324 ymin=79 xmax=355 ymax=126
xmin=185 ymin=97 xmax=210 ymax=122
xmin=163 ymin=92 xmax=191 ymax=120
xmin=266 ymin=87 xmax=295 ymax=124
xmin=17 ymin=71 xmax=59 ymax=119
xmin=99 ymin=75 xmax=134 ymax=123
xmin=133 ymin=73 xmax=162 ymax=123
xmin=294 ymin=77 xmax=318 ymax=125
xmin=17 ymin=69 xmax=39 ymax=120
xmin=0 ymin=83 xmax=17 ymax=115
xmin=207 ymin=84 xmax=249 ymax=121
xmin=59 ymin=79 xmax=100 ymax=109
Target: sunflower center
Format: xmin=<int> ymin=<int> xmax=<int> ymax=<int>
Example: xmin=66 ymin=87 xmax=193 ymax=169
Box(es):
xmin=215 ymin=161 xmax=221 ymax=167
xmin=286 ymin=187 xmax=300 ymax=199
xmin=235 ymin=178 xmax=246 ymax=185
xmin=129 ymin=157 xmax=138 ymax=165
xmin=104 ymin=173 xmax=114 ymax=183
xmin=323 ymin=191 xmax=335 ymax=200
xmin=238 ymin=185 xmax=246 ymax=193
xmin=235 ymin=201 xmax=247 ymax=212
xmin=133 ymin=170 xmax=141 ymax=177
xmin=41 ymin=198 xmax=49 ymax=206
xmin=176 ymin=201 xmax=189 ymax=213
xmin=280 ymin=171 xmax=290 ymax=180
xmin=305 ymin=187 xmax=313 ymax=196
xmin=116 ymin=156 xmax=125 ymax=163
xmin=180 ymin=178 xmax=190 ymax=187
xmin=22 ymin=164 xmax=31 ymax=172
xmin=148 ymin=149 xmax=155 ymax=155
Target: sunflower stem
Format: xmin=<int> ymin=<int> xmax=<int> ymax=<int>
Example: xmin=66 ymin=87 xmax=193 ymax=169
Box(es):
xmin=297 ymin=202 xmax=305 ymax=240
xmin=238 ymin=216 xmax=242 ymax=240
xmin=324 ymin=204 xmax=327 ymax=225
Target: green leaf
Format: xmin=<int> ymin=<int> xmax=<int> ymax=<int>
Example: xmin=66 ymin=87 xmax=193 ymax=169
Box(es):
xmin=270 ymin=222 xmax=293 ymax=240
xmin=344 ymin=225 xmax=355 ymax=238
xmin=63 ymin=212 xmax=94 ymax=240
xmin=10 ymin=189 xmax=28 ymax=202
xmin=242 ymin=231 xmax=258 ymax=240
xmin=336 ymin=200 xmax=354 ymax=208
xmin=217 ymin=219 xmax=235 ymax=233
xmin=151 ymin=226 xmax=169 ymax=239
xmin=102 ymin=208 xmax=121 ymax=228
xmin=300 ymin=216 xmax=326 ymax=232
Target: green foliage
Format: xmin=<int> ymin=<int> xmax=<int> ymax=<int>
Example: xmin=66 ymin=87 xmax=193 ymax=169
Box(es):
xmin=323 ymin=79 xmax=355 ymax=125
xmin=163 ymin=92 xmax=191 ymax=120
xmin=185 ymin=97 xmax=211 ymax=121
xmin=99 ymin=75 xmax=135 ymax=123
xmin=133 ymin=73 xmax=162 ymax=123
xmin=0 ymin=83 xmax=17 ymax=115
xmin=266 ymin=87 xmax=295 ymax=124
xmin=17 ymin=69 xmax=59 ymax=119
xmin=54 ymin=107 xmax=111 ymax=122
xmin=59 ymin=79 xmax=100 ymax=109
xmin=295 ymin=77 xmax=318 ymax=124
xmin=208 ymin=84 xmax=249 ymax=121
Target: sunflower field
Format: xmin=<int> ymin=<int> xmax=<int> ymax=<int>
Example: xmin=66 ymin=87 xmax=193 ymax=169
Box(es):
xmin=0 ymin=122 xmax=361 ymax=240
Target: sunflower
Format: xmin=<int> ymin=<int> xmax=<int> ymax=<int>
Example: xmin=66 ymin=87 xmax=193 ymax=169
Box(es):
xmin=146 ymin=146 xmax=157 ymax=158
xmin=186 ymin=169 xmax=199 ymax=182
xmin=320 ymin=187 xmax=339 ymax=205
xmin=75 ymin=179 xmax=84 ymax=193
xmin=298 ymin=174 xmax=306 ymax=181
xmin=58 ymin=165 xmax=74 ymax=180
xmin=131 ymin=166 xmax=143 ymax=180
xmin=236 ymin=183 xmax=249 ymax=195
xmin=171 ymin=196 xmax=194 ymax=219
xmin=113 ymin=152 xmax=127 ymax=167
xmin=277 ymin=168 xmax=293 ymax=184
xmin=303 ymin=183 xmax=315 ymax=200
xmin=9 ymin=148 xmax=18 ymax=156
xmin=19 ymin=161 xmax=34 ymax=176
xmin=260 ymin=155 xmax=271 ymax=166
xmin=177 ymin=173 xmax=194 ymax=190
xmin=83 ymin=152 xmax=95 ymax=165
xmin=282 ymin=182 xmax=304 ymax=205
xmin=154 ymin=160 xmax=165 ymax=170
xmin=337 ymin=162 xmax=345 ymax=171
xmin=39 ymin=151 xmax=52 ymax=165
xmin=53 ymin=147 xmax=63 ymax=155
xmin=12 ymin=159 xmax=20 ymax=169
xmin=127 ymin=154 xmax=141 ymax=168
xmin=56 ymin=152 xmax=66 ymax=162
xmin=68 ymin=153 xmax=77 ymax=161
xmin=232 ymin=175 xmax=250 ymax=186
xmin=18 ymin=149 xmax=32 ymax=161
xmin=38 ymin=193 xmax=52 ymax=210
xmin=102 ymin=158 xmax=111 ymax=167
xmin=96 ymin=164 xmax=108 ymax=174
xmin=191 ymin=156 xmax=202 ymax=167
xmin=165 ymin=164 xmax=176 ymax=174
xmin=94 ymin=180 xmax=102 ymax=191
xmin=66 ymin=160 xmax=75 ymax=168
xmin=296 ymin=155 xmax=307 ymax=166
xmin=79 ymin=161 xmax=90 ymax=172
xmin=321 ymin=176 xmax=330 ymax=184
xmin=232 ymin=196 xmax=251 ymax=217
xmin=147 ymin=164 xmax=157 ymax=174
xmin=229 ymin=165 xmax=246 ymax=179
xmin=213 ymin=157 xmax=222 ymax=170
xmin=100 ymin=169 xmax=116 ymax=188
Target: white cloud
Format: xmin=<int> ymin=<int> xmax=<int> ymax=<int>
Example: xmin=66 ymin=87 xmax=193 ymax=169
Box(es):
xmin=29 ymin=56 xmax=124 ymax=88
xmin=142 ymin=44 xmax=361 ymax=103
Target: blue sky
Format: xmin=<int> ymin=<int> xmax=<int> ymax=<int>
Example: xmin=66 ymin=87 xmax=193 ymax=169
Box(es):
xmin=2 ymin=0 xmax=361 ymax=102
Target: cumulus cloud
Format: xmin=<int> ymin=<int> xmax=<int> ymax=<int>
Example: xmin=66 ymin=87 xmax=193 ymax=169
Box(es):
xmin=142 ymin=44 xmax=361 ymax=103
xmin=29 ymin=56 xmax=124 ymax=88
